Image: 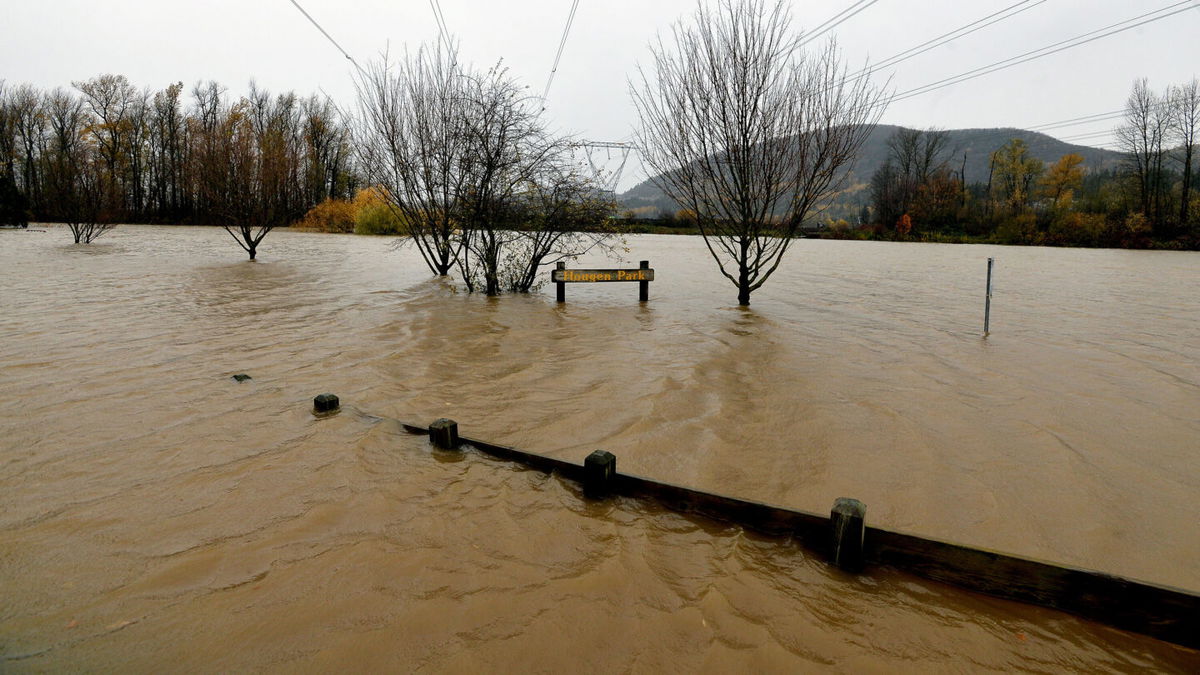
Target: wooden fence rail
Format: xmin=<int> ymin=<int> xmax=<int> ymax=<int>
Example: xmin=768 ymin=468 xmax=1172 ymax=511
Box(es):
xmin=397 ymin=417 xmax=1199 ymax=650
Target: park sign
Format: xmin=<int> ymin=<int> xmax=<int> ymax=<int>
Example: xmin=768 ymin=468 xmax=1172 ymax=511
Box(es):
xmin=551 ymin=268 xmax=655 ymax=283
xmin=553 ymin=261 xmax=654 ymax=302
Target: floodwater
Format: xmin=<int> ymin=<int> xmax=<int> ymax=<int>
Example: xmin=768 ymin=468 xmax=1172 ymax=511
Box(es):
xmin=1 ymin=225 xmax=1197 ymax=671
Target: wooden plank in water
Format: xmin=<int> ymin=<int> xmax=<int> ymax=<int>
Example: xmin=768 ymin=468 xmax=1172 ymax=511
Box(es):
xmin=866 ymin=528 xmax=1200 ymax=649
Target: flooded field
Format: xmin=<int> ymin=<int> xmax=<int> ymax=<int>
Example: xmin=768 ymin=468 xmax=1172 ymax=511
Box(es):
xmin=2 ymin=225 xmax=1197 ymax=671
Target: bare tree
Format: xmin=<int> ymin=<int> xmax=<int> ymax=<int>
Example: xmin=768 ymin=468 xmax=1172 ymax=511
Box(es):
xmin=354 ymin=45 xmax=471 ymax=276
xmin=453 ymin=63 xmax=572 ymax=296
xmin=74 ymin=74 xmax=137 ymax=216
xmin=11 ymin=84 xmax=47 ymax=213
xmin=197 ymin=85 xmax=305 ymax=260
xmin=356 ymin=45 xmax=614 ymax=295
xmin=0 ymin=81 xmax=28 ymax=226
xmin=502 ymin=163 xmax=619 ymax=293
xmin=147 ymin=82 xmax=187 ymax=219
xmin=43 ymin=88 xmax=113 ymax=243
xmin=1117 ymin=79 xmax=1170 ymax=233
xmin=631 ymin=0 xmax=885 ymax=306
xmin=300 ymin=94 xmax=351 ymax=204
xmin=1169 ymin=78 xmax=1198 ymax=229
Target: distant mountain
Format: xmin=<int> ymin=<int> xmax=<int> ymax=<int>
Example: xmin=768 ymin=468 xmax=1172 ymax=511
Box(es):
xmin=617 ymin=125 xmax=1125 ymax=218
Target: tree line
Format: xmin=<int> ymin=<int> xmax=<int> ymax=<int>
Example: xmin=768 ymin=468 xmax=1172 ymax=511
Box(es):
xmin=0 ymin=75 xmax=356 ymax=246
xmin=861 ymin=78 xmax=1200 ymax=248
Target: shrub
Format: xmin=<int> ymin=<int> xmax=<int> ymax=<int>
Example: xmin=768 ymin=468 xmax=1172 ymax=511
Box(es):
xmin=352 ymin=187 xmax=406 ymax=235
xmin=994 ymin=213 xmax=1039 ymax=245
xmin=1048 ymin=211 xmax=1107 ymax=247
xmin=293 ymin=198 xmax=356 ymax=233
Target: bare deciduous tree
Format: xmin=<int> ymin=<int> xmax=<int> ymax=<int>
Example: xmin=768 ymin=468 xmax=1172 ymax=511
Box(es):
xmin=356 ymin=44 xmax=619 ymax=295
xmin=11 ymin=84 xmax=47 ymax=213
xmin=1117 ymin=79 xmax=1170 ymax=233
xmin=452 ymin=64 xmax=575 ymax=296
xmin=1169 ymin=78 xmax=1198 ymax=228
xmin=631 ymin=0 xmax=885 ymax=306
xmin=354 ymin=45 xmax=471 ymax=277
xmin=197 ymin=85 xmax=305 ymax=260
xmin=43 ymin=88 xmax=113 ymax=243
xmin=502 ymin=164 xmax=620 ymax=293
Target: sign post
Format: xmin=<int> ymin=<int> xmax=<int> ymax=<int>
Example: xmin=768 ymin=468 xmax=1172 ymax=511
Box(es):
xmin=984 ymin=257 xmax=994 ymax=337
xmin=552 ymin=261 xmax=655 ymax=304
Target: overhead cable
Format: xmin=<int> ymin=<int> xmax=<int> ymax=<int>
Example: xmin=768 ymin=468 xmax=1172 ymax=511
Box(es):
xmin=889 ymin=1 xmax=1196 ymax=104
xmin=541 ymin=0 xmax=583 ymax=105
xmin=287 ymin=0 xmax=366 ymax=75
xmin=799 ymin=0 xmax=881 ymax=47
xmin=429 ymin=0 xmax=452 ymax=47
xmin=1026 ymin=110 xmax=1124 ymax=131
xmin=849 ymin=0 xmax=1047 ymax=80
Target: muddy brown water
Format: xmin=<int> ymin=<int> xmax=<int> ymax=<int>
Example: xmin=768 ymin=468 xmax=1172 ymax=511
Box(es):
xmin=2 ymin=225 xmax=1197 ymax=671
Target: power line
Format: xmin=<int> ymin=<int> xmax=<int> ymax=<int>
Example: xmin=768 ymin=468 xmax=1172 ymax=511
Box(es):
xmin=1026 ymin=110 xmax=1124 ymax=131
xmin=799 ymin=0 xmax=881 ymax=47
xmin=541 ymin=0 xmax=582 ymax=105
xmin=429 ymin=0 xmax=451 ymax=47
xmin=286 ymin=0 xmax=365 ymax=75
xmin=889 ymin=1 xmax=1196 ymax=104
xmin=1057 ymin=129 xmax=1119 ymax=142
xmin=849 ymin=0 xmax=1047 ymax=81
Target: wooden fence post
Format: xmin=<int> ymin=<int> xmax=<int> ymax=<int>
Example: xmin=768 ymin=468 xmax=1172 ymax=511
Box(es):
xmin=313 ymin=393 xmax=339 ymax=413
xmin=584 ymin=450 xmax=616 ymax=498
xmin=429 ymin=418 xmax=460 ymax=450
xmin=831 ymin=498 xmax=866 ymax=572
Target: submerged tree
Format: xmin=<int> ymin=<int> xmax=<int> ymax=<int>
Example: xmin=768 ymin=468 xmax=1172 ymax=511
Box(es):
xmin=631 ymin=0 xmax=885 ymax=305
xmin=452 ymin=63 xmax=585 ymax=296
xmin=196 ymin=84 xmax=306 ymax=260
xmin=356 ymin=43 xmax=617 ymax=295
xmin=354 ymin=45 xmax=471 ymax=276
xmin=42 ymin=88 xmax=114 ymax=243
xmin=502 ymin=164 xmax=619 ymax=293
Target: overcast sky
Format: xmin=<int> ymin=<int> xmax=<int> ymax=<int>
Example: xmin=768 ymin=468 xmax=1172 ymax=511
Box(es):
xmin=3 ymin=0 xmax=1198 ymax=189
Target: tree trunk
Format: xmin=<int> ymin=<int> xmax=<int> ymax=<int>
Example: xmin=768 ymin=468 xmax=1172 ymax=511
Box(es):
xmin=737 ymin=239 xmax=751 ymax=306
xmin=1181 ymin=146 xmax=1194 ymax=228
xmin=737 ymin=281 xmax=751 ymax=306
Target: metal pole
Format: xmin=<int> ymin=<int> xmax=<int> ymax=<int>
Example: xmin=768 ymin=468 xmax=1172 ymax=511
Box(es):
xmin=984 ymin=257 xmax=994 ymax=337
xmin=556 ymin=261 xmax=566 ymax=303
xmin=639 ymin=260 xmax=649 ymax=302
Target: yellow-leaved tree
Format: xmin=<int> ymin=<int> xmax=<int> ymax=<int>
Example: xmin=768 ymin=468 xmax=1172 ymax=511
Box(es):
xmin=1040 ymin=153 xmax=1085 ymax=210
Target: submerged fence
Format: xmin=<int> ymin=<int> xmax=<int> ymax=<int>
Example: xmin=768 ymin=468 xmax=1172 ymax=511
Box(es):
xmin=311 ymin=394 xmax=1198 ymax=651
xmin=408 ymin=417 xmax=1199 ymax=650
